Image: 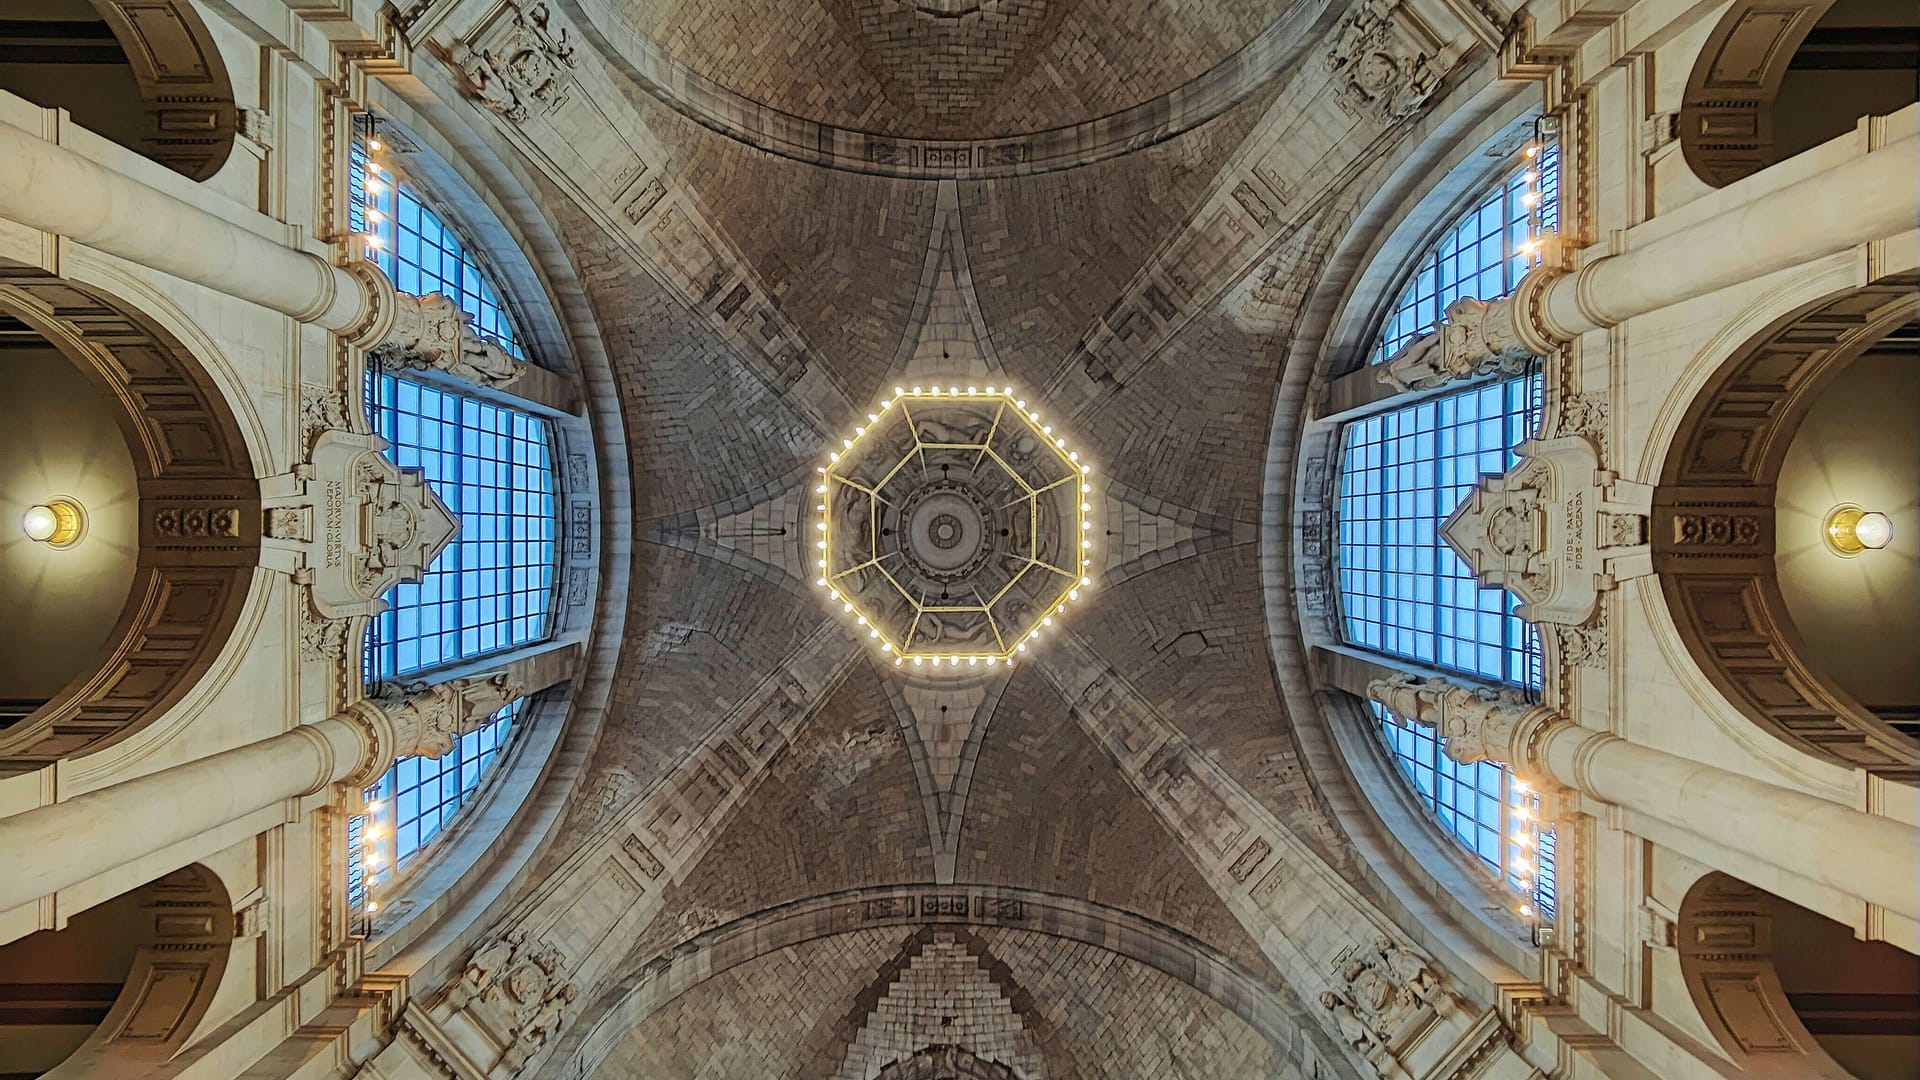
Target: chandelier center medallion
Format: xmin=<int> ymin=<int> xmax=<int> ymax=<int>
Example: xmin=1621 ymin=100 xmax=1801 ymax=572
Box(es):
xmin=815 ymin=386 xmax=1093 ymax=668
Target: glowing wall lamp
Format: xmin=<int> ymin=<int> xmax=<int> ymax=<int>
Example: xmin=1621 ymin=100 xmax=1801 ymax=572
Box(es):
xmin=1824 ymin=504 xmax=1893 ymax=557
xmin=21 ymin=498 xmax=86 ymax=548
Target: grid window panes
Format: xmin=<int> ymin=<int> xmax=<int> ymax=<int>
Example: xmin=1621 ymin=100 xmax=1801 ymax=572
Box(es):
xmin=364 ymin=374 xmax=558 ymax=681
xmin=1336 ymin=377 xmax=1544 ymax=687
xmin=367 ymin=699 xmax=523 ymax=871
xmin=1374 ymin=143 xmax=1560 ymax=361
xmin=1375 ymin=703 xmax=1556 ymax=913
xmin=349 ymin=140 xmax=525 ymax=358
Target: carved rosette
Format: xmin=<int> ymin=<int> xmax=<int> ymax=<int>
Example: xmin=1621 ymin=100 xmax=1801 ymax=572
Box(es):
xmin=370 ymin=292 xmax=525 ymax=390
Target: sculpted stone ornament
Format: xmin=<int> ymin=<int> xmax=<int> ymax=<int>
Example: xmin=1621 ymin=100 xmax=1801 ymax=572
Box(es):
xmin=1442 ymin=433 xmax=1652 ymax=628
xmin=260 ymin=426 xmax=458 ymax=669
xmin=446 ymin=931 xmax=521 ymax=1012
xmin=1374 ymin=939 xmax=1445 ymax=1009
xmin=1376 ymin=296 xmax=1535 ymax=392
xmin=453 ymin=0 xmax=577 ymax=125
xmin=371 ymin=292 xmax=524 ymax=390
xmin=1369 ymin=672 xmax=1559 ymax=774
xmin=1325 ymin=0 xmax=1463 ymax=125
xmin=375 ymin=672 xmax=525 ymax=760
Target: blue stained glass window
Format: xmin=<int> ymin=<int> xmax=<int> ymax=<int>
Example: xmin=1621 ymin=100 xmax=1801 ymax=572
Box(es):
xmin=363 ymin=374 xmax=558 ymax=681
xmin=349 ymin=140 xmax=525 ymax=358
xmin=1374 ymin=144 xmax=1560 ymax=361
xmin=1373 ymin=702 xmax=1556 ymax=916
xmin=1336 ymin=377 xmax=1544 ymax=687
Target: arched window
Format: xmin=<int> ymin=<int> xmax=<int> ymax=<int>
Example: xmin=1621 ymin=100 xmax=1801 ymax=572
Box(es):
xmin=1336 ymin=142 xmax=1562 ymax=919
xmin=1374 ymin=703 xmax=1553 ymax=916
xmin=1336 ymin=377 xmax=1543 ymax=686
xmin=341 ymin=130 xmax=560 ymax=901
xmin=349 ymin=140 xmax=525 ymax=357
xmin=1374 ymin=145 xmax=1559 ymax=361
xmin=362 ymin=374 xmax=558 ymax=681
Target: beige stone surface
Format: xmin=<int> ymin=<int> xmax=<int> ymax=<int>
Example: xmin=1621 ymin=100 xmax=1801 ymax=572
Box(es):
xmin=0 ymin=0 xmax=1914 ymax=1075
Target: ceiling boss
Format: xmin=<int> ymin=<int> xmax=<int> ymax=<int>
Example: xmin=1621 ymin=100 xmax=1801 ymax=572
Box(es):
xmin=815 ymin=385 xmax=1094 ymax=669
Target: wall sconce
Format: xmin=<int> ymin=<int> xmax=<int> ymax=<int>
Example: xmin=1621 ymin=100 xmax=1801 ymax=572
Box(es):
xmin=21 ymin=497 xmax=86 ymax=549
xmin=1824 ymin=504 xmax=1893 ymax=557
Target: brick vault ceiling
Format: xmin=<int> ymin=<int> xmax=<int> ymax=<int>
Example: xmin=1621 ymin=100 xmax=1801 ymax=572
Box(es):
xmin=527 ymin=4 xmax=1361 ymax=1066
xmin=606 ymin=0 xmax=1278 ymax=139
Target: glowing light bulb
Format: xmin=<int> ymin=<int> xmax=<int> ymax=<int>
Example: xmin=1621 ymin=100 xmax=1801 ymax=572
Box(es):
xmin=368 ymin=137 xmax=383 ymax=151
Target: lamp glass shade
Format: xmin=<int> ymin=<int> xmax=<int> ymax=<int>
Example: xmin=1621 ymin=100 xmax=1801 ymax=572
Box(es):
xmin=20 ymin=498 xmax=84 ymax=548
xmin=21 ymin=505 xmax=57 ymax=542
xmin=1825 ymin=505 xmax=1894 ymax=557
xmin=1854 ymin=511 xmax=1893 ymax=550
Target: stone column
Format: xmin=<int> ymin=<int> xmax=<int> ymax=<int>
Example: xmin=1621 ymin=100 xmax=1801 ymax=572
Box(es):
xmin=1367 ymin=673 xmax=1920 ymax=921
xmin=1376 ymin=129 xmax=1918 ymax=385
xmin=0 ymin=658 xmax=569 ymax=914
xmin=0 ymin=116 xmax=381 ymax=336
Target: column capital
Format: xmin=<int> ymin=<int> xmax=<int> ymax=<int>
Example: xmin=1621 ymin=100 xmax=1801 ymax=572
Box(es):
xmin=1372 ymin=266 xmax=1572 ymax=394
xmin=375 ymin=671 xmax=527 ymax=761
xmin=335 ymin=671 xmax=525 ymax=789
xmin=1373 ymin=294 xmax=1537 ymax=392
xmin=370 ymin=291 xmax=528 ymax=391
xmin=1366 ymin=672 xmax=1564 ymax=778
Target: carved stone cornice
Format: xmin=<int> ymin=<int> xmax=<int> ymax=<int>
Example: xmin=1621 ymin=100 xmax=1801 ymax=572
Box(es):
xmin=371 ymin=291 xmax=526 ymax=390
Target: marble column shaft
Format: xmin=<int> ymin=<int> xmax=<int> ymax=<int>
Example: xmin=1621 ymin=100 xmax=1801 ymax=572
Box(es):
xmin=1528 ymin=132 xmax=1918 ymax=341
xmin=0 ymin=117 xmax=375 ymax=333
xmin=1369 ymin=675 xmax=1918 ymax=921
xmin=0 ymin=671 xmax=531 ymax=914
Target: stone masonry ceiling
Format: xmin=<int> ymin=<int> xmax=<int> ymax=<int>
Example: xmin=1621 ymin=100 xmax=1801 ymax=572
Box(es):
xmin=612 ymin=0 xmax=1278 ymax=138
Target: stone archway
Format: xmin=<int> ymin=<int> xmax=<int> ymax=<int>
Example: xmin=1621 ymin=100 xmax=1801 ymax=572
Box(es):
xmin=0 ymin=271 xmax=258 ymax=773
xmin=1677 ymin=871 xmax=1920 ymax=1079
xmin=1679 ymin=0 xmax=1919 ymax=188
xmin=1654 ymin=277 xmax=1919 ymax=782
xmin=0 ymin=863 xmax=235 ymax=1078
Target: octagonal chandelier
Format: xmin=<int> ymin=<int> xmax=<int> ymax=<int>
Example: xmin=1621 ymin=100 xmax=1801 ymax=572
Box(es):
xmin=815 ymin=384 xmax=1093 ymax=668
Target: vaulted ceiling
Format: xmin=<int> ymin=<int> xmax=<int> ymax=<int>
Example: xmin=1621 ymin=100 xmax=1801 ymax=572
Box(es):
xmin=518 ymin=0 xmax=1399 ymax=1073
